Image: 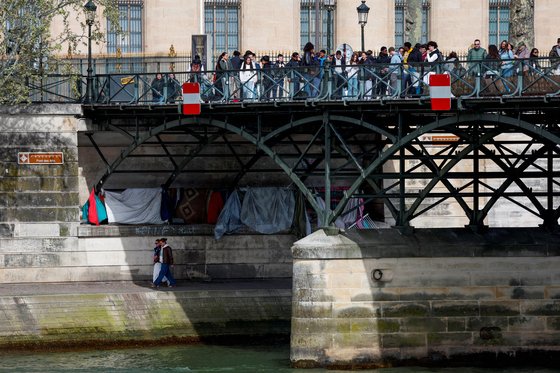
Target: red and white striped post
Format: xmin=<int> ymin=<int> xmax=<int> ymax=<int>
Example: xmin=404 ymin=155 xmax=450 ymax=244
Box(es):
xmin=182 ymin=82 xmax=201 ymax=115
xmin=429 ymin=74 xmax=451 ymax=111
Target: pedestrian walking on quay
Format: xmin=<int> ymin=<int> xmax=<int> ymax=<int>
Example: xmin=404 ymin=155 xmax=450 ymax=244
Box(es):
xmin=152 ymin=238 xmax=168 ymax=286
xmin=153 ymin=238 xmax=176 ymax=288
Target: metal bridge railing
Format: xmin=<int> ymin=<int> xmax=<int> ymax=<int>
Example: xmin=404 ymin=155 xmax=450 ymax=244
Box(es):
xmin=26 ymin=57 xmax=560 ymax=104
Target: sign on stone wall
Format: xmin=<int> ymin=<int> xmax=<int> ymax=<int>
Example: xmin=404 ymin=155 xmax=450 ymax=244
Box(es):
xmin=18 ymin=152 xmax=64 ymax=165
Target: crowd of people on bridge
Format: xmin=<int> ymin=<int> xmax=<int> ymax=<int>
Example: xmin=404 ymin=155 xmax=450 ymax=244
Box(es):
xmin=151 ymin=37 xmax=560 ymax=102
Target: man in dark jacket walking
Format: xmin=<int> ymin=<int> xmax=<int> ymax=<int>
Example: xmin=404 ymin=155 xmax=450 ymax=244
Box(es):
xmin=153 ymin=238 xmax=176 ymax=288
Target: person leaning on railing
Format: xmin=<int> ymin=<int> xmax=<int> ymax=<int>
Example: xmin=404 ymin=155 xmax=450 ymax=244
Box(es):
xmin=239 ymin=54 xmax=257 ymax=100
xmin=272 ymin=54 xmax=286 ymax=99
xmin=331 ymin=50 xmax=346 ymax=99
xmin=166 ymin=73 xmax=181 ymax=103
xmin=514 ymin=42 xmax=530 ymax=76
xmin=187 ymin=55 xmax=213 ymax=101
xmin=483 ymin=44 xmax=502 ymax=94
xmin=407 ymin=43 xmax=424 ymax=95
xmin=286 ymin=52 xmax=301 ymax=97
xmin=374 ymin=47 xmax=391 ymax=97
xmin=421 ymin=41 xmax=443 ymax=93
xmin=260 ymin=55 xmax=274 ymax=100
xmin=528 ymin=48 xmax=542 ymax=74
xmin=151 ymin=73 xmax=165 ymax=103
xmin=214 ymin=52 xmax=231 ymax=100
xmin=444 ymin=51 xmax=459 ymax=74
xmin=302 ymin=42 xmax=320 ymax=98
xmin=467 ymin=39 xmax=487 ymax=76
xmin=346 ymin=52 xmax=360 ymax=98
xmin=230 ymin=50 xmax=242 ymax=100
xmin=550 ymin=37 xmax=560 ymax=75
xmin=499 ymin=40 xmax=515 ymax=78
xmin=389 ymin=47 xmax=404 ymax=96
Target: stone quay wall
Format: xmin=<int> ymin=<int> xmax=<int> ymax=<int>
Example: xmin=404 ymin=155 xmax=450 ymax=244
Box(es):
xmin=0 ymin=103 xmax=293 ymax=347
xmin=1 ymin=225 xmax=295 ymax=284
xmin=0 ymin=105 xmax=295 ymax=283
xmin=290 ymin=228 xmax=560 ymax=369
xmin=0 ymin=286 xmax=291 ymax=350
xmin=0 ymin=105 xmax=81 ymax=283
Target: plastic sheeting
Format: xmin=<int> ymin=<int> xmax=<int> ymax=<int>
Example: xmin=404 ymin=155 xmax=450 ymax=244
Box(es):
xmin=214 ymin=187 xmax=296 ymax=239
xmin=240 ymin=187 xmax=295 ymax=234
xmin=104 ymin=188 xmax=165 ymax=225
xmin=214 ymin=190 xmax=244 ymax=239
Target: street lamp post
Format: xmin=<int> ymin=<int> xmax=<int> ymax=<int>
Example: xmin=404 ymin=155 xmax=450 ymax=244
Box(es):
xmin=324 ymin=0 xmax=335 ymax=55
xmin=356 ymin=0 xmax=370 ymax=52
xmin=84 ymin=0 xmax=97 ymax=103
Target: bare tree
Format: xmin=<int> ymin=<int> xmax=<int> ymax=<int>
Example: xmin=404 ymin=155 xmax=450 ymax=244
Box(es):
xmin=509 ymin=0 xmax=535 ymax=48
xmin=405 ymin=0 xmax=423 ymax=45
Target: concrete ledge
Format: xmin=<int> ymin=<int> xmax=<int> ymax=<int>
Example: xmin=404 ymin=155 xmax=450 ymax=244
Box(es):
xmin=77 ymin=224 xmax=291 ymax=237
xmin=292 ymin=228 xmax=560 ymax=259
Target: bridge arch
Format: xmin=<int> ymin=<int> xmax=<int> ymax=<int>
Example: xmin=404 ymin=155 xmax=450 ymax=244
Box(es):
xmin=94 ymin=113 xmax=393 ymax=225
xmin=93 ymin=111 xmax=560 ymax=230
xmin=335 ymin=112 xmax=560 ymax=229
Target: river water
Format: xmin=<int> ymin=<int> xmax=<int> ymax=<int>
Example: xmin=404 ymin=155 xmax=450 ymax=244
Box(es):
xmin=0 ymin=344 xmax=556 ymax=372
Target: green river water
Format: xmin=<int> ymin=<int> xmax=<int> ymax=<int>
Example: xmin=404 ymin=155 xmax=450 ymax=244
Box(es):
xmin=0 ymin=344 xmax=557 ymax=373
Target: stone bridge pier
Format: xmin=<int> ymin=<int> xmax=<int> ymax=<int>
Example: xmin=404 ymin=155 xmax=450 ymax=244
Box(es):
xmin=290 ymin=228 xmax=560 ymax=369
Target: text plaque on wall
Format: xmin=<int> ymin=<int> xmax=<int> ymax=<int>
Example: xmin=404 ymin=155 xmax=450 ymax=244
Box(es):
xmin=18 ymin=152 xmax=64 ymax=165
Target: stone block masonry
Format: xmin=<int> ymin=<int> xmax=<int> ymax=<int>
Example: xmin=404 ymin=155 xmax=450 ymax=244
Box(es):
xmin=0 ymin=105 xmax=82 ymax=281
xmin=0 ymin=105 xmax=82 ymax=234
xmin=0 ymin=104 xmax=295 ymax=283
xmin=0 ymin=285 xmax=291 ymax=349
xmin=0 ymin=229 xmax=295 ymax=283
xmin=290 ymin=228 xmax=560 ymax=369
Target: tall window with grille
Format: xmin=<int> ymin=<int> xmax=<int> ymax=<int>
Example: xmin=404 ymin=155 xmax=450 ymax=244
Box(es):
xmin=489 ymin=0 xmax=510 ymax=46
xmin=205 ymin=0 xmax=240 ymax=62
xmin=394 ymin=0 xmax=430 ymax=48
xmin=300 ymin=0 xmax=336 ymax=52
xmin=107 ymin=0 xmax=143 ymax=54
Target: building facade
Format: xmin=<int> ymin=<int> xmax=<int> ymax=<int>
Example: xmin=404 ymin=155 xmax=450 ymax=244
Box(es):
xmin=56 ymin=0 xmax=559 ymax=60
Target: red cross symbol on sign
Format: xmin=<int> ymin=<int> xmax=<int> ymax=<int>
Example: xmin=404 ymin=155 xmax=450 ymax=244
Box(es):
xmin=182 ymin=82 xmax=201 ymax=115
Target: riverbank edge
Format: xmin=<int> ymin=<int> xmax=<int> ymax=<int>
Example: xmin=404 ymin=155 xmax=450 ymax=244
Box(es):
xmin=0 ymin=285 xmax=292 ymax=352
